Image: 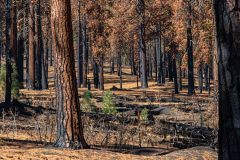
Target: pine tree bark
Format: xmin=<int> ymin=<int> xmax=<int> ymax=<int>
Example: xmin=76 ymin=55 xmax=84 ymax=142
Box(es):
xmin=137 ymin=0 xmax=148 ymax=88
xmin=51 ymin=0 xmax=89 ymax=149
xmin=35 ymin=0 xmax=43 ymax=90
xmin=77 ymin=0 xmax=83 ymax=88
xmin=99 ymin=54 xmax=104 ymax=90
xmin=82 ymin=13 xmax=88 ymax=88
xmin=186 ymin=0 xmax=195 ymax=95
xmin=5 ymin=0 xmax=12 ymax=104
xmin=0 ymin=6 xmax=2 ymax=71
xmin=215 ymin=0 xmax=240 ymax=159
xmin=173 ymin=57 xmax=179 ymax=94
xmin=28 ymin=0 xmax=35 ymax=89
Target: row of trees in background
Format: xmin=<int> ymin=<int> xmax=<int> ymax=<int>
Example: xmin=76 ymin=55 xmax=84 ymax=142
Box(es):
xmin=0 ymin=0 xmax=215 ymax=101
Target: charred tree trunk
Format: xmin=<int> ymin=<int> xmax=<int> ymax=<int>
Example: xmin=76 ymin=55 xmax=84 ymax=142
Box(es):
xmin=119 ymin=54 xmax=123 ymax=89
xmin=186 ymin=0 xmax=195 ymax=95
xmin=99 ymin=54 xmax=104 ymax=90
xmin=93 ymin=59 xmax=99 ymax=89
xmin=28 ymin=0 xmax=35 ymax=89
xmin=0 ymin=6 xmax=3 ymax=71
xmin=204 ymin=64 xmax=209 ymax=91
xmin=35 ymin=0 xmax=43 ymax=90
xmin=5 ymin=0 xmax=12 ymax=104
xmin=82 ymin=14 xmax=88 ymax=88
xmin=51 ymin=0 xmax=89 ymax=149
xmin=215 ymin=0 xmax=240 ymax=159
xmin=41 ymin=38 xmax=48 ymax=90
xmin=168 ymin=54 xmax=173 ymax=82
xmin=111 ymin=57 xmax=115 ymax=74
xmin=77 ymin=0 xmax=83 ymax=88
xmin=156 ymin=25 xmax=163 ymax=85
xmin=179 ymin=62 xmax=183 ymax=91
xmin=11 ymin=0 xmax=17 ymax=67
xmin=137 ymin=0 xmax=148 ymax=88
xmin=130 ymin=40 xmax=137 ymax=75
xmin=173 ymin=57 xmax=179 ymax=94
xmin=198 ymin=64 xmax=203 ymax=94
xmin=18 ymin=35 xmax=24 ymax=89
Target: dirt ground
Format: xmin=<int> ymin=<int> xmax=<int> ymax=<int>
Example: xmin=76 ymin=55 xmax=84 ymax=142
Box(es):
xmin=0 ymin=65 xmax=218 ymax=159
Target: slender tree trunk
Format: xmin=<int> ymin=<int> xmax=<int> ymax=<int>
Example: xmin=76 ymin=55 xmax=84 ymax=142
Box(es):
xmin=179 ymin=62 xmax=182 ymax=91
xmin=11 ymin=0 xmax=17 ymax=67
xmin=198 ymin=64 xmax=203 ymax=94
xmin=28 ymin=0 xmax=35 ymax=89
xmin=18 ymin=35 xmax=24 ymax=89
xmin=168 ymin=54 xmax=173 ymax=82
xmin=204 ymin=64 xmax=209 ymax=91
xmin=156 ymin=24 xmax=163 ymax=85
xmin=35 ymin=0 xmax=43 ymax=90
xmin=119 ymin=54 xmax=123 ymax=89
xmin=137 ymin=0 xmax=148 ymax=88
xmin=99 ymin=54 xmax=104 ymax=90
xmin=5 ymin=0 xmax=12 ymax=104
xmin=77 ymin=0 xmax=83 ymax=88
xmin=215 ymin=0 xmax=240 ymax=159
xmin=173 ymin=57 xmax=178 ymax=94
xmin=82 ymin=13 xmax=88 ymax=88
xmin=41 ymin=38 xmax=48 ymax=89
xmin=93 ymin=59 xmax=99 ymax=89
xmin=130 ymin=40 xmax=136 ymax=75
xmin=111 ymin=57 xmax=115 ymax=74
xmin=51 ymin=0 xmax=89 ymax=149
xmin=186 ymin=0 xmax=195 ymax=95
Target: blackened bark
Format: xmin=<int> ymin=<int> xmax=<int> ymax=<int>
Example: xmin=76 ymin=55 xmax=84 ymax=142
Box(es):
xmin=77 ymin=0 xmax=83 ymax=88
xmin=51 ymin=0 xmax=89 ymax=149
xmin=93 ymin=59 xmax=99 ymax=89
xmin=41 ymin=38 xmax=48 ymax=90
xmin=215 ymin=0 xmax=240 ymax=159
xmin=173 ymin=57 xmax=178 ymax=94
xmin=186 ymin=0 xmax=195 ymax=95
xmin=179 ymin=62 xmax=183 ymax=91
xmin=35 ymin=0 xmax=43 ymax=90
xmin=18 ymin=36 xmax=24 ymax=88
xmin=198 ymin=64 xmax=203 ymax=94
xmin=82 ymin=14 xmax=88 ymax=88
xmin=28 ymin=0 xmax=35 ymax=89
xmin=168 ymin=54 xmax=173 ymax=82
xmin=137 ymin=0 xmax=148 ymax=88
xmin=119 ymin=54 xmax=123 ymax=89
xmin=5 ymin=0 xmax=12 ymax=104
xmin=130 ymin=40 xmax=136 ymax=75
xmin=11 ymin=0 xmax=17 ymax=67
xmin=111 ymin=57 xmax=115 ymax=74
xmin=204 ymin=64 xmax=209 ymax=91
xmin=156 ymin=25 xmax=163 ymax=85
xmin=99 ymin=54 xmax=104 ymax=90
xmin=0 ymin=6 xmax=2 ymax=71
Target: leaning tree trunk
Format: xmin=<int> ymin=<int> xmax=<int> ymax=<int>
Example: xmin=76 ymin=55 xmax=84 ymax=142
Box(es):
xmin=215 ymin=0 xmax=240 ymax=159
xmin=137 ymin=0 xmax=148 ymax=88
xmin=5 ymin=0 xmax=12 ymax=104
xmin=186 ymin=0 xmax=195 ymax=95
xmin=28 ymin=0 xmax=35 ymax=89
xmin=51 ymin=0 xmax=89 ymax=149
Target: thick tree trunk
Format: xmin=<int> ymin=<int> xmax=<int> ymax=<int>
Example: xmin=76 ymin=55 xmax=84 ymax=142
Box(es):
xmin=11 ymin=0 xmax=17 ymax=67
xmin=137 ymin=0 xmax=148 ymax=88
xmin=41 ymin=38 xmax=48 ymax=90
xmin=215 ymin=0 xmax=240 ymax=159
xmin=5 ymin=0 xmax=12 ymax=104
xmin=186 ymin=0 xmax=195 ymax=95
xmin=130 ymin=40 xmax=137 ymax=75
xmin=28 ymin=0 xmax=35 ymax=89
xmin=51 ymin=0 xmax=89 ymax=149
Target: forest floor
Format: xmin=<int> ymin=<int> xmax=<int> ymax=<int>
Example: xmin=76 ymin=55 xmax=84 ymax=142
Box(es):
xmin=0 ymin=65 xmax=218 ymax=159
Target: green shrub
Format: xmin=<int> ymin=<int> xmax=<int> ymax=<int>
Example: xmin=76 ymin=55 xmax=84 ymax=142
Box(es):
xmin=82 ymin=90 xmax=96 ymax=112
xmin=140 ymin=108 xmax=149 ymax=122
xmin=102 ymin=91 xmax=117 ymax=115
xmin=0 ymin=64 xmax=20 ymax=100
